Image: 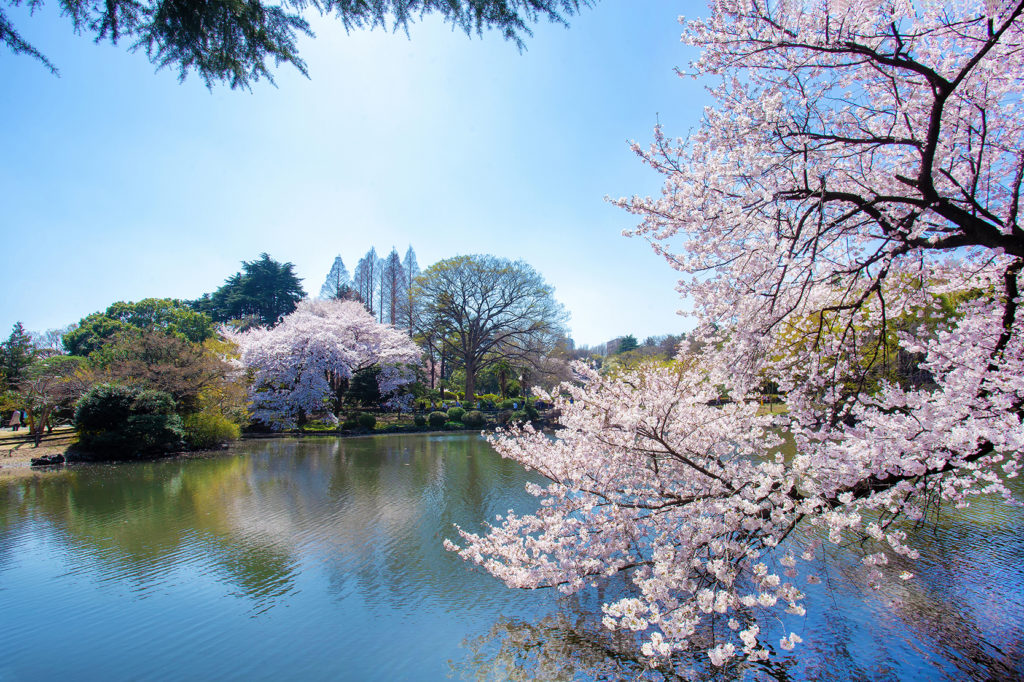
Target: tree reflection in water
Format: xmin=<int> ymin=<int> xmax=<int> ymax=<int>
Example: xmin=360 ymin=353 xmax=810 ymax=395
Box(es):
xmin=0 ymin=434 xmax=1019 ymax=680
xmin=455 ymin=593 xmax=802 ymax=682
xmin=456 ymin=486 xmax=1023 ymax=682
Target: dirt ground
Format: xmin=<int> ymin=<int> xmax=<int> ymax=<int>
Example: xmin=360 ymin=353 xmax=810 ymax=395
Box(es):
xmin=0 ymin=425 xmax=77 ymax=480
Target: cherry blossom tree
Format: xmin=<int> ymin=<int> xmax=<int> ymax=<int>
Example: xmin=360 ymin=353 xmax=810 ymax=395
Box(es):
xmin=448 ymin=0 xmax=1024 ymax=673
xmin=228 ymin=299 xmax=420 ymax=428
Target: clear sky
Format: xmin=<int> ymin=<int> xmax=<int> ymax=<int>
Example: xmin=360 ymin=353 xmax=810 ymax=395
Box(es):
xmin=0 ymin=1 xmax=711 ymax=348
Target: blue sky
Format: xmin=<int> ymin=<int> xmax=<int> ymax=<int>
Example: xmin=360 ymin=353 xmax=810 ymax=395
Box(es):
xmin=1 ymin=1 xmax=711 ymax=348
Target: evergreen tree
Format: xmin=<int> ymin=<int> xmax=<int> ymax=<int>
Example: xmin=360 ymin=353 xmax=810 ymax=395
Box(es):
xmin=203 ymin=253 xmax=306 ymax=326
xmin=615 ymin=334 xmax=638 ymax=354
xmin=0 ymin=322 xmax=35 ymax=389
xmin=4 ymin=1 xmax=592 ymax=90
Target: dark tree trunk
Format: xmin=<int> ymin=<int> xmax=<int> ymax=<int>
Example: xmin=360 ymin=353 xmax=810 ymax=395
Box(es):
xmin=465 ymin=358 xmax=476 ymax=403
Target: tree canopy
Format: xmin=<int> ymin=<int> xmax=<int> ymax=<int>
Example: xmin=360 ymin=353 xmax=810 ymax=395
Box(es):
xmin=62 ymin=298 xmax=215 ymax=356
xmin=2 ymin=0 xmax=593 ymax=88
xmin=0 ymin=322 xmax=35 ymax=390
xmin=194 ymin=253 xmax=306 ymax=327
xmin=320 ymin=255 xmax=353 ymax=300
xmin=227 ymin=298 xmax=420 ymax=428
xmin=416 ymin=254 xmax=567 ymax=400
xmin=448 ymin=0 xmax=1024 ymax=674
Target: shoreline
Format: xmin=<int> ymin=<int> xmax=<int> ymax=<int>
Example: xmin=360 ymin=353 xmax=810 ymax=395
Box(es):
xmin=0 ymin=425 xmax=77 ymax=481
xmin=0 ymin=426 xmax=513 ymax=482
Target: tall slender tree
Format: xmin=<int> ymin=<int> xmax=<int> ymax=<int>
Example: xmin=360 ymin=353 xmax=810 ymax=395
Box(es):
xmin=319 ymin=256 xmax=353 ymax=300
xmin=381 ymin=248 xmax=405 ymax=326
xmin=354 ymin=248 xmax=379 ymax=316
xmin=400 ymin=246 xmax=421 ymax=334
xmin=376 ymin=253 xmax=387 ymax=323
xmin=0 ymin=322 xmax=35 ymax=390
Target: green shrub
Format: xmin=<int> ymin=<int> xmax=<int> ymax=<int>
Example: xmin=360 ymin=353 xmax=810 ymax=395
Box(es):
xmin=463 ymin=410 xmax=485 ymax=428
xmin=75 ymin=383 xmax=184 ymax=458
xmin=428 ymin=411 xmax=447 ymax=428
xmin=510 ymin=410 xmax=529 ymax=423
xmin=500 ymin=399 xmax=515 ymax=410
xmin=496 ymin=409 xmax=513 ymax=425
xmin=525 ymin=404 xmax=539 ymax=421
xmin=357 ymin=413 xmax=376 ymax=430
xmin=443 ymin=421 xmax=464 ymax=430
xmin=447 ymin=406 xmax=466 ymax=422
xmin=183 ymin=412 xmax=240 ymax=450
xmin=347 ymin=367 xmax=383 ymax=407
xmin=413 ymin=414 xmax=426 ymax=427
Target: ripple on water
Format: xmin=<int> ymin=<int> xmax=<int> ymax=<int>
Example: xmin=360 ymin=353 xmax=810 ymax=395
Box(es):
xmin=0 ymin=435 xmax=1021 ymax=681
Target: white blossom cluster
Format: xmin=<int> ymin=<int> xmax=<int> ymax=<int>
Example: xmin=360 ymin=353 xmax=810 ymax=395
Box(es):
xmin=447 ymin=0 xmax=1024 ymax=673
xmin=227 ymin=299 xmax=420 ymax=428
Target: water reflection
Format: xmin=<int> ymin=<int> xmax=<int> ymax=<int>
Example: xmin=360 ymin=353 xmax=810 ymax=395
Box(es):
xmin=0 ymin=434 xmax=1021 ymax=681
xmin=0 ymin=435 xmax=553 ymax=681
xmin=452 ymin=487 xmax=1024 ymax=681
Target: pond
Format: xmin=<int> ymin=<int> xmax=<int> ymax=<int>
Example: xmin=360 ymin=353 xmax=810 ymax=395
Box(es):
xmin=0 ymin=434 xmax=1021 ymax=680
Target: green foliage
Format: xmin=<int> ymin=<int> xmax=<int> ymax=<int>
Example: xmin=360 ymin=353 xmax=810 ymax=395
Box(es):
xmin=510 ymin=409 xmax=529 ymax=423
xmin=505 ymin=380 xmax=521 ymax=398
xmin=194 ymin=253 xmax=306 ymax=326
xmin=0 ymin=322 xmax=35 ymax=389
xmin=443 ymin=421 xmax=464 ymax=430
xmin=616 ymin=334 xmax=639 ymax=354
xmin=500 ymin=399 xmax=515 ymax=410
xmin=447 ymin=406 xmax=466 ymax=422
xmin=0 ymin=390 xmax=22 ymax=412
xmin=357 ymin=412 xmax=376 ymax=430
xmin=463 ymin=410 xmax=485 ymax=428
xmin=107 ymin=299 xmax=214 ymax=342
xmin=413 ymin=414 xmax=427 ymax=427
xmin=63 ymin=298 xmax=215 ymax=357
xmin=62 ymin=316 xmax=133 ymax=356
xmin=3 ymin=0 xmax=592 ymax=90
xmin=525 ymin=403 xmax=539 ymax=421
xmin=75 ymin=383 xmax=184 ymax=458
xmin=428 ymin=411 xmax=447 ymax=428
xmin=346 ymin=366 xmax=383 ymax=407
xmin=496 ymin=409 xmax=513 ymax=424
xmin=183 ymin=412 xmax=241 ymax=450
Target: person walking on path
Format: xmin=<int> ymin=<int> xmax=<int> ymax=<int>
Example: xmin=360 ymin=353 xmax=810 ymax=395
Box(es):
xmin=8 ymin=410 xmax=21 ymax=431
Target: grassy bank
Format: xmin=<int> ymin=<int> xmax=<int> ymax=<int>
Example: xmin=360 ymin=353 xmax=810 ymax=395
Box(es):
xmin=0 ymin=426 xmax=78 ymax=480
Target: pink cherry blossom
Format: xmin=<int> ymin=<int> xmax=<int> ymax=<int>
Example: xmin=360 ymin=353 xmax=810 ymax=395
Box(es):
xmin=227 ymin=299 xmax=420 ymax=428
xmin=448 ymin=0 xmax=1024 ymax=670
